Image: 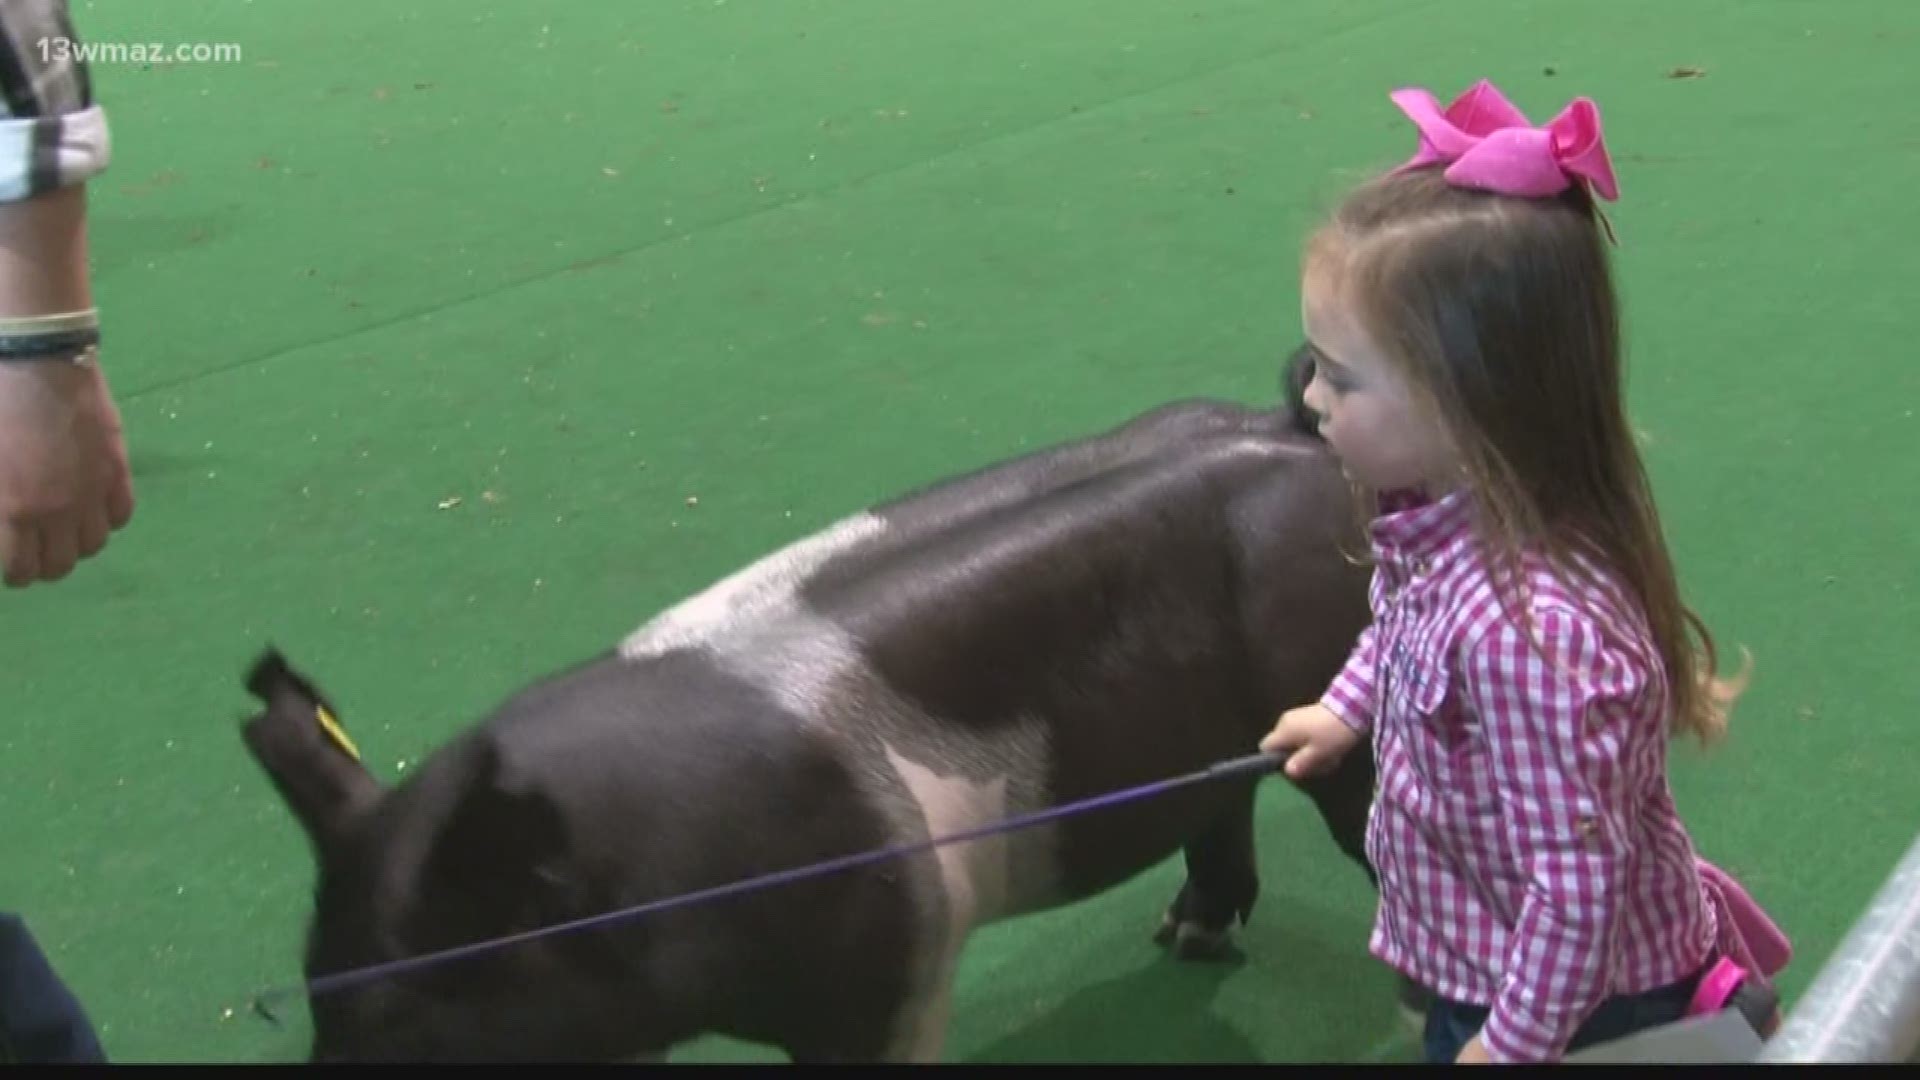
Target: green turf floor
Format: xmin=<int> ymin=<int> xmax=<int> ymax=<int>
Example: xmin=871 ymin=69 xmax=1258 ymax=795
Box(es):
xmin=1 ymin=0 xmax=1916 ymax=1063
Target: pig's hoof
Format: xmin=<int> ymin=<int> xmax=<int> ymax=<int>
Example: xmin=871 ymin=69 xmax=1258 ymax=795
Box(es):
xmin=1152 ymin=911 xmax=1242 ymax=963
xmin=1152 ymin=909 xmax=1179 ymax=946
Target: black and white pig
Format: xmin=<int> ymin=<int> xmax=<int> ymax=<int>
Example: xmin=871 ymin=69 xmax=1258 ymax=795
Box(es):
xmin=239 ymin=347 xmax=1381 ymax=1063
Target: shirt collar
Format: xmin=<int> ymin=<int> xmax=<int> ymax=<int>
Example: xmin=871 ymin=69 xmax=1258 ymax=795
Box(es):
xmin=1370 ymin=486 xmax=1478 ymax=567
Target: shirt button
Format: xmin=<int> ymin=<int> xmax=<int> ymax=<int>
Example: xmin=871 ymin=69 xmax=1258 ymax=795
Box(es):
xmin=1578 ymin=816 xmax=1599 ymax=839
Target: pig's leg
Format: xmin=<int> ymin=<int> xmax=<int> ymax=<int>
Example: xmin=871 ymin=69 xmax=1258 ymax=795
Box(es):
xmin=771 ymin=924 xmax=948 ymax=1064
xmin=1294 ymin=738 xmax=1377 ymax=885
xmin=786 ymin=951 xmax=955 ymax=1063
xmin=780 ymin=943 xmax=956 ymax=1064
xmin=866 ymin=744 xmax=1011 ymax=1064
xmin=880 ymin=942 xmax=959 ymax=1063
xmin=1153 ymin=782 xmax=1259 ymax=961
xmin=1291 ymin=742 xmax=1433 ymax=1029
xmin=777 ymin=769 xmax=979 ymax=1064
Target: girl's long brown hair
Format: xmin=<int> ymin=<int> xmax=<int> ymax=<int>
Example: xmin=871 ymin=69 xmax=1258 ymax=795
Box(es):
xmin=1306 ymin=166 xmax=1748 ymax=745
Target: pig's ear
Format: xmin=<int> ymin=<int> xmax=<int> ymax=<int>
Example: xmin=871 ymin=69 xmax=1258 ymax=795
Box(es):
xmin=1281 ymin=343 xmax=1321 ymax=438
xmin=411 ymin=742 xmax=580 ymax=949
xmin=240 ymin=648 xmax=382 ymax=854
xmin=423 ymin=741 xmax=569 ymax=892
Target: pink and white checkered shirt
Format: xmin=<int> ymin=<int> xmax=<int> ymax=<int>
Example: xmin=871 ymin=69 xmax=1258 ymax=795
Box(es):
xmin=1320 ymin=488 xmax=1721 ymax=1063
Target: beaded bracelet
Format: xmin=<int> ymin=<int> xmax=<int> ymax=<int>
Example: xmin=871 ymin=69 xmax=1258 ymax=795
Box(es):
xmin=0 ymin=308 xmax=101 ymax=362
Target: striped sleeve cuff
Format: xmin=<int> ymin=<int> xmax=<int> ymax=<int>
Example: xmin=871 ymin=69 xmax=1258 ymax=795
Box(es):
xmin=0 ymin=102 xmax=110 ymax=202
xmin=1478 ymin=992 xmax=1585 ymax=1064
xmin=1479 ymin=1011 xmax=1555 ymax=1063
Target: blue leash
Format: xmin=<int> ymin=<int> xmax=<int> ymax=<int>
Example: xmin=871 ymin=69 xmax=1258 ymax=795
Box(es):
xmin=249 ymin=749 xmax=1289 ymax=1025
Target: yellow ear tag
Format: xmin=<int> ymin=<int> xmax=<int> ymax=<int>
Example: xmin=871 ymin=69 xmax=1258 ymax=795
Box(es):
xmin=315 ymin=704 xmax=361 ymax=762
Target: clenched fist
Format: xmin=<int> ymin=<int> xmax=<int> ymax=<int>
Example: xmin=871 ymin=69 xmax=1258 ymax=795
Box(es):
xmin=1259 ymin=702 xmax=1363 ymax=781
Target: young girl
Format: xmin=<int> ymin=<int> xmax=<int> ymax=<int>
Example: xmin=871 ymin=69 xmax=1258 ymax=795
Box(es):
xmin=1259 ymin=80 xmax=1789 ymax=1064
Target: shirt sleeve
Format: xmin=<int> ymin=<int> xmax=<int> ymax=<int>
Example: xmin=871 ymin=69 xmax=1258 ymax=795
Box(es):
xmin=1319 ymin=619 xmax=1382 ymax=736
xmin=0 ymin=1 xmax=111 ymax=202
xmin=1464 ymin=605 xmax=1645 ymax=1063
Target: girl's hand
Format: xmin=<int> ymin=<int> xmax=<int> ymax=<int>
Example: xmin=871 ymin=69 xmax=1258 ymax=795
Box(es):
xmin=1259 ymin=702 xmax=1361 ymax=780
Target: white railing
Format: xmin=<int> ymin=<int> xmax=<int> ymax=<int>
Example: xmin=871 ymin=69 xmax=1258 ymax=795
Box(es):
xmin=1758 ymin=829 xmax=1920 ymax=1063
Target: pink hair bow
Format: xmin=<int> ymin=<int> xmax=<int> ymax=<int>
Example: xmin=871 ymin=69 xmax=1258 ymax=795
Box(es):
xmin=1390 ymin=79 xmax=1620 ymax=203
